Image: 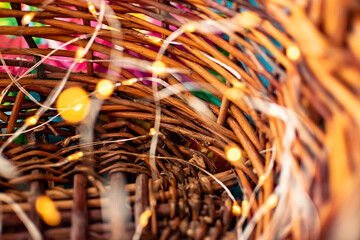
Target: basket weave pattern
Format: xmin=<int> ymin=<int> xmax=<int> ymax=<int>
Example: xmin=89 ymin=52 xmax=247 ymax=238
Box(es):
xmin=0 ymin=0 xmax=359 ymax=239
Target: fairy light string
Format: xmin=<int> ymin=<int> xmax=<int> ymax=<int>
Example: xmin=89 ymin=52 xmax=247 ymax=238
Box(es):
xmin=1 ymin=7 xmax=267 ymax=191
xmin=1 ymin=2 xmax=265 ymax=178
xmin=0 ymin=1 xmax=325 ymax=239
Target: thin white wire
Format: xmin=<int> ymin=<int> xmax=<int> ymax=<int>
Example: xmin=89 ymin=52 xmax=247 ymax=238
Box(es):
xmin=149 ymin=26 xmax=187 ymax=181
xmin=237 ymin=145 xmax=276 ymax=239
xmin=0 ymin=194 xmax=42 ymax=240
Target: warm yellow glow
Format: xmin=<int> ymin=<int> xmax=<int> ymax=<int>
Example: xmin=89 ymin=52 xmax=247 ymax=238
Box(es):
xmin=96 ymin=79 xmax=114 ymax=98
xmin=21 ymin=12 xmax=35 ymax=26
xmin=258 ymin=175 xmax=266 ymax=184
xmin=286 ymin=46 xmax=301 ymax=61
xmin=185 ymin=23 xmax=196 ymax=32
xmin=88 ymin=4 xmax=95 ymax=11
xmin=148 ymin=36 xmax=162 ymax=43
xmin=88 ymin=4 xmax=95 ymax=13
xmin=232 ymin=202 xmax=242 ymax=216
xmin=149 ymin=128 xmax=156 ymax=136
xmin=35 ymin=196 xmax=61 ymax=226
xmin=0 ymin=96 xmax=3 ymax=105
xmin=74 ymin=104 xmax=84 ymax=112
xmin=42 ymin=209 xmax=61 ymax=226
xmin=235 ymin=12 xmax=261 ymax=28
xmin=151 ymin=61 xmax=166 ymax=75
xmin=36 ymin=196 xmax=51 ymax=215
xmin=57 ymin=87 xmax=90 ymax=123
xmin=233 ymin=81 xmax=245 ymax=88
xmin=87 ymin=1 xmax=98 ymax=16
xmin=139 ymin=210 xmax=152 ymax=227
xmin=267 ymin=194 xmax=278 ymax=208
xmin=68 ymin=151 xmax=84 ymax=161
xmin=225 ymin=146 xmax=242 ymax=162
xmin=242 ymin=200 xmax=249 ymax=216
xmin=75 ymin=47 xmax=85 ymax=60
xmin=224 ymin=88 xmax=240 ymax=101
xmin=25 ymin=116 xmax=38 ymax=126
xmin=79 ymin=58 xmax=85 ymax=63
xmin=122 ymin=78 xmax=137 ymax=86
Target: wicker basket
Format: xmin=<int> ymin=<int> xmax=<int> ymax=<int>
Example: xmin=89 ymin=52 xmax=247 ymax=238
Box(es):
xmin=0 ymin=0 xmax=359 ymax=239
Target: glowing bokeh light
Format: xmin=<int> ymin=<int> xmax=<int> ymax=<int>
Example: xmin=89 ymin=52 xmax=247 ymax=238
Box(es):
xmin=96 ymin=79 xmax=114 ymax=98
xmin=151 ymin=61 xmax=166 ymax=75
xmin=139 ymin=210 xmax=152 ymax=227
xmin=42 ymin=209 xmax=61 ymax=226
xmin=88 ymin=3 xmax=97 ymax=16
xmin=75 ymin=47 xmax=85 ymax=60
xmin=185 ymin=23 xmax=196 ymax=32
xmin=235 ymin=12 xmax=261 ymax=28
xmin=35 ymin=196 xmax=61 ymax=226
xmin=225 ymin=146 xmax=242 ymax=162
xmin=259 ymin=175 xmax=266 ymax=184
xmin=68 ymin=151 xmax=84 ymax=161
xmin=224 ymin=88 xmax=240 ymax=100
xmin=122 ymin=78 xmax=137 ymax=86
xmin=242 ymin=200 xmax=249 ymax=216
xmin=21 ymin=12 xmax=35 ymax=26
xmin=25 ymin=116 xmax=38 ymax=126
xmin=286 ymin=46 xmax=301 ymax=61
xmin=149 ymin=128 xmax=156 ymax=136
xmin=148 ymin=36 xmax=162 ymax=43
xmin=233 ymin=81 xmax=245 ymax=88
xmin=56 ymin=87 xmax=90 ymax=123
xmin=267 ymin=194 xmax=278 ymax=208
xmin=232 ymin=202 xmax=242 ymax=216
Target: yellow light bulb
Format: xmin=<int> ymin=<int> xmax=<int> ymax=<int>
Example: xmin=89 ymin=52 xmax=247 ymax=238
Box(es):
xmin=96 ymin=79 xmax=114 ymax=98
xmin=25 ymin=116 xmax=38 ymax=126
xmin=235 ymin=12 xmax=261 ymax=29
xmin=149 ymin=128 xmax=156 ymax=136
xmin=36 ymin=196 xmax=53 ymax=215
xmin=185 ymin=23 xmax=196 ymax=32
xmin=42 ymin=209 xmax=61 ymax=226
xmin=225 ymin=146 xmax=242 ymax=162
xmin=57 ymin=87 xmax=90 ymax=123
xmin=242 ymin=200 xmax=249 ymax=216
xmin=35 ymin=196 xmax=61 ymax=226
xmin=79 ymin=58 xmax=85 ymax=63
xmin=74 ymin=104 xmax=84 ymax=112
xmin=151 ymin=61 xmax=166 ymax=75
xmin=233 ymin=82 xmax=244 ymax=89
xmin=148 ymin=36 xmax=162 ymax=43
xmin=122 ymin=78 xmax=137 ymax=86
xmin=267 ymin=194 xmax=278 ymax=209
xmin=87 ymin=0 xmax=98 ymax=16
xmin=286 ymin=46 xmax=300 ymax=61
xmin=88 ymin=3 xmax=95 ymax=12
xmin=21 ymin=12 xmax=35 ymax=26
xmin=232 ymin=202 xmax=242 ymax=216
xmin=224 ymin=88 xmax=240 ymax=101
xmin=139 ymin=210 xmax=152 ymax=227
xmin=75 ymin=47 xmax=85 ymax=60
xmin=68 ymin=151 xmax=84 ymax=161
xmin=258 ymin=175 xmax=266 ymax=184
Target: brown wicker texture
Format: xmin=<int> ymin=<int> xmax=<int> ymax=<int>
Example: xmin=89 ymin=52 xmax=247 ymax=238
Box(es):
xmin=0 ymin=0 xmax=360 ymax=239
xmin=0 ymin=74 xmax=242 ymax=240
